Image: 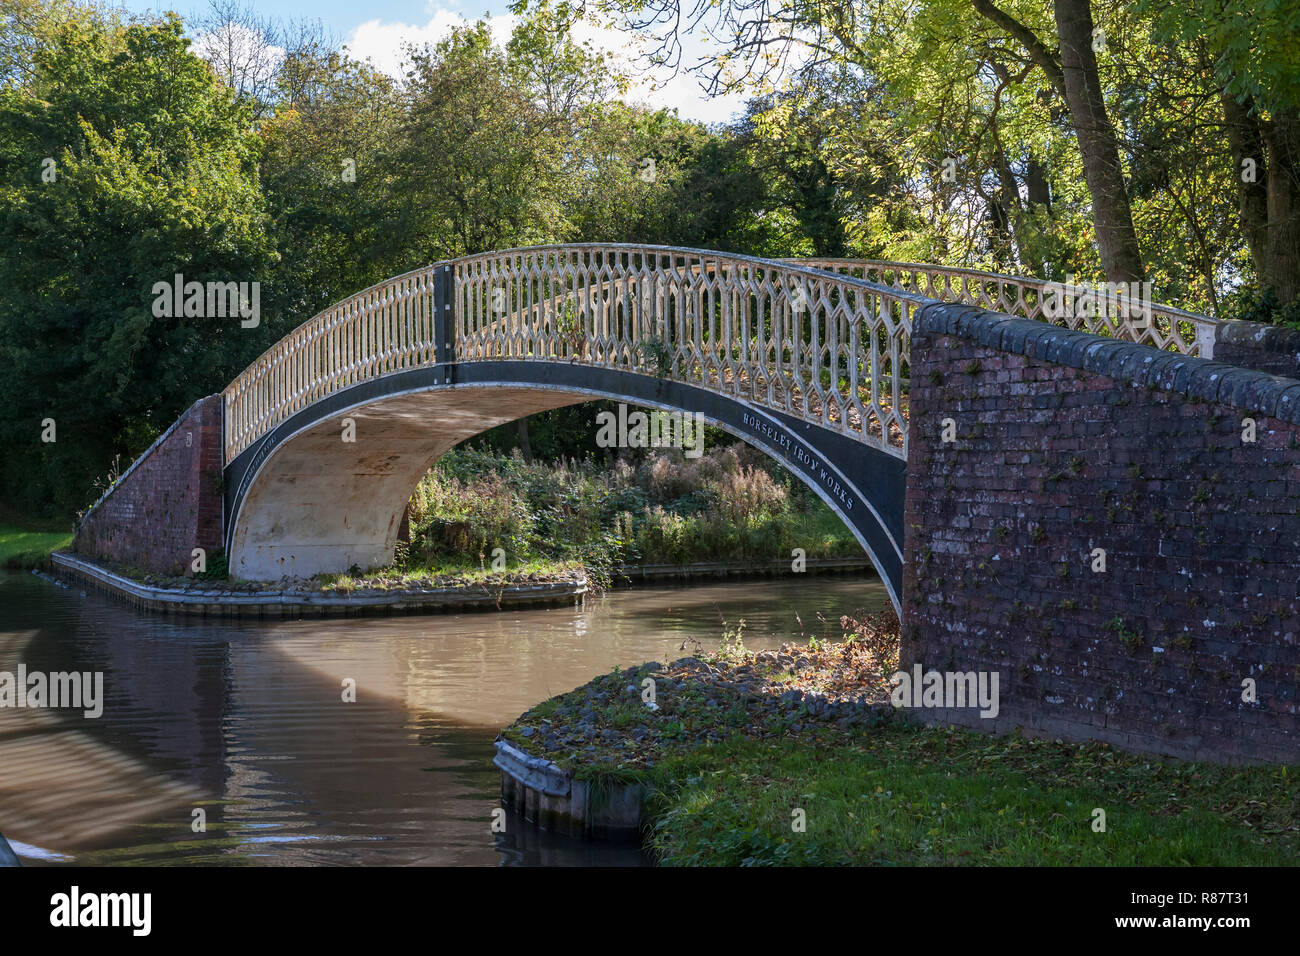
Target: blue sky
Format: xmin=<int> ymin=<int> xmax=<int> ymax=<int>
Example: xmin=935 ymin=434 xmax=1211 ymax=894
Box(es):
xmin=116 ymin=0 xmax=750 ymax=123
xmin=123 ymin=0 xmax=492 ymax=38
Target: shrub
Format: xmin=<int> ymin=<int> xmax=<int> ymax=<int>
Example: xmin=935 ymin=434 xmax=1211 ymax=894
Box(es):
xmin=401 ymin=442 xmax=861 ymax=575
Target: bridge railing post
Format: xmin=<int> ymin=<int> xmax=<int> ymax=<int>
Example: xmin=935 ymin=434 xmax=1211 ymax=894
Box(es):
xmin=433 ymin=263 xmax=456 ymax=381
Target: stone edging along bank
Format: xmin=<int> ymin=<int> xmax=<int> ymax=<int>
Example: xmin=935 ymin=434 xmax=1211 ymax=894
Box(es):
xmin=493 ymin=629 xmax=904 ymax=843
xmin=0 ymin=831 xmax=19 ymax=867
xmin=616 ymin=556 xmax=871 ymax=580
xmin=494 ymin=740 xmax=646 ymax=841
xmin=50 ymin=551 xmax=588 ymax=617
xmin=495 ymin=694 xmax=901 ymax=845
xmin=46 ymin=552 xmax=877 ymax=617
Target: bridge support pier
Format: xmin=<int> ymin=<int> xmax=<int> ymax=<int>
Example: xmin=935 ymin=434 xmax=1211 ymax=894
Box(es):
xmin=72 ymin=395 xmax=224 ymax=576
xmin=902 ymin=302 xmax=1300 ymax=764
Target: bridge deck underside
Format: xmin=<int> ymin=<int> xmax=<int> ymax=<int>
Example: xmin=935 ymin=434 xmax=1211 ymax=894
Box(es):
xmin=228 ymin=387 xmax=589 ymax=580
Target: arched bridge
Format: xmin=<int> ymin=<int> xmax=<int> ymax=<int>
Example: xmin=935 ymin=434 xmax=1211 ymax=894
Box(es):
xmin=78 ymin=247 xmax=1300 ymax=765
xmin=70 ymin=244 xmax=1219 ymax=615
xmin=212 ymin=244 xmax=1216 ymax=611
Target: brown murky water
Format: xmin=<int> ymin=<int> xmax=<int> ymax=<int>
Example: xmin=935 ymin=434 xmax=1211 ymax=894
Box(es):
xmin=0 ymin=570 xmax=887 ymax=866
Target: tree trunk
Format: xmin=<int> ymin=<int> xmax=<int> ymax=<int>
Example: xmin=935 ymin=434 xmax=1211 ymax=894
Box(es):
xmin=1263 ymin=107 xmax=1300 ymax=303
xmin=1026 ymin=158 xmax=1051 ymax=212
xmin=516 ymin=417 xmax=533 ymax=463
xmin=990 ymin=143 xmax=1021 ymax=266
xmin=971 ymin=0 xmax=1145 ymax=282
xmin=1052 ymin=0 xmax=1145 ymax=283
xmin=1222 ymin=91 xmax=1270 ymax=283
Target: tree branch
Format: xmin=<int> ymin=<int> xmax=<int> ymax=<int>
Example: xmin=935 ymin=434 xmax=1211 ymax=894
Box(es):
xmin=970 ymin=0 xmax=1065 ymax=97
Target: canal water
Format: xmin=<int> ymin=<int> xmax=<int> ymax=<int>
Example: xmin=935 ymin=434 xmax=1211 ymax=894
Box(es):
xmin=0 ymin=570 xmax=887 ymax=866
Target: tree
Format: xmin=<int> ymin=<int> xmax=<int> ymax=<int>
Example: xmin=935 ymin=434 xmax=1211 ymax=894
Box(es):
xmin=0 ymin=11 xmax=273 ymax=515
xmin=736 ymin=68 xmax=902 ymax=258
xmin=1140 ymin=0 xmax=1300 ymax=305
xmin=392 ymin=21 xmax=573 ymax=259
xmin=191 ymin=0 xmax=333 ymax=120
xmin=554 ymin=0 xmax=1149 ymax=280
xmin=970 ymin=0 xmax=1145 ymax=282
xmin=258 ymin=49 xmax=405 ymax=323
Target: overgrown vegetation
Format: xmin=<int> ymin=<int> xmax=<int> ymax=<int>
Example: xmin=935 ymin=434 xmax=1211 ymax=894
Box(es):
xmin=500 ymin=608 xmax=903 ymax=771
xmin=400 ymin=443 xmax=860 ymax=586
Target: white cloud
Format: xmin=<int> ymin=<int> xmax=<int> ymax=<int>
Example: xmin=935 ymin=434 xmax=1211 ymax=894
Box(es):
xmin=344 ymin=8 xmax=749 ymax=125
xmin=569 ymin=17 xmax=750 ymax=124
xmin=627 ymin=70 xmax=749 ymax=126
xmin=345 ymin=11 xmax=511 ymax=79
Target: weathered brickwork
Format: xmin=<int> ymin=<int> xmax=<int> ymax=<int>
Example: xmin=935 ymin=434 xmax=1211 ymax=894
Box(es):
xmin=73 ymin=395 xmax=224 ymax=576
xmin=1215 ymin=320 xmax=1300 ymax=380
xmin=902 ymin=304 xmax=1300 ymax=764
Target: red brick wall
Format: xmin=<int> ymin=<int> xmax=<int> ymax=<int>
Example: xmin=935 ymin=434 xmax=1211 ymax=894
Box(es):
xmin=73 ymin=395 xmax=224 ymax=576
xmin=902 ymin=304 xmax=1300 ymax=764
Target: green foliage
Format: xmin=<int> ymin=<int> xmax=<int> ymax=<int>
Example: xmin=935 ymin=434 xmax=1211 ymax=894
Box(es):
xmin=0 ymin=10 xmax=273 ymax=515
xmin=0 ymin=522 xmax=72 ymax=568
xmin=1106 ymin=616 xmax=1145 ymax=653
xmin=194 ymin=550 xmax=229 ymax=580
xmin=392 ymin=18 xmax=575 ymax=258
xmin=1222 ymin=286 xmax=1300 ymax=328
xmin=636 ymin=336 xmax=672 ymax=377
xmin=402 ymin=442 xmax=861 ymax=578
xmin=3 ymin=0 xmax=1293 ymax=523
xmin=714 ymin=618 xmax=748 ymax=663
xmin=257 ymin=51 xmax=405 ymax=323
xmin=1138 ymin=0 xmax=1300 ymax=115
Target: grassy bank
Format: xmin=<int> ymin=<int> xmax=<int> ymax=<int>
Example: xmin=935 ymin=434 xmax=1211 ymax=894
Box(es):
xmin=645 ymin=726 xmax=1299 ymax=866
xmin=56 ymin=551 xmax=588 ymax=595
xmin=0 ymin=523 xmax=72 ymax=569
xmin=502 ymin=616 xmax=1300 ymax=866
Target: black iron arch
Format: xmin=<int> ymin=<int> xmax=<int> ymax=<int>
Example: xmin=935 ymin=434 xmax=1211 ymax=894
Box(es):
xmin=224 ymin=361 xmax=905 ymax=611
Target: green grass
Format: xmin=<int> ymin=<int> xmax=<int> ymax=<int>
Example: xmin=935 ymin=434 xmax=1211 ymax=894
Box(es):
xmin=644 ymin=725 xmax=1300 ymax=866
xmin=313 ymin=557 xmax=585 ymax=591
xmin=501 ymin=624 xmax=1299 ymax=866
xmin=0 ymin=523 xmax=73 ymax=569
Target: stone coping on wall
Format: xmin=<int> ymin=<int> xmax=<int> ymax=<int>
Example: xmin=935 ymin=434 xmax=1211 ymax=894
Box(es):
xmin=50 ymin=551 xmax=588 ymax=617
xmin=1217 ymin=319 xmax=1300 ymax=359
xmin=915 ymin=302 xmax=1300 ymax=424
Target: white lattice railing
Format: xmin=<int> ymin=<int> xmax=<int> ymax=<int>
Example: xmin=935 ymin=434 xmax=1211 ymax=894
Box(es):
xmin=221 ymin=263 xmax=443 ymax=463
xmin=792 ymin=259 xmax=1221 ymax=358
xmin=222 ymin=245 xmax=1219 ymax=466
xmin=453 ymin=245 xmax=918 ymax=457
